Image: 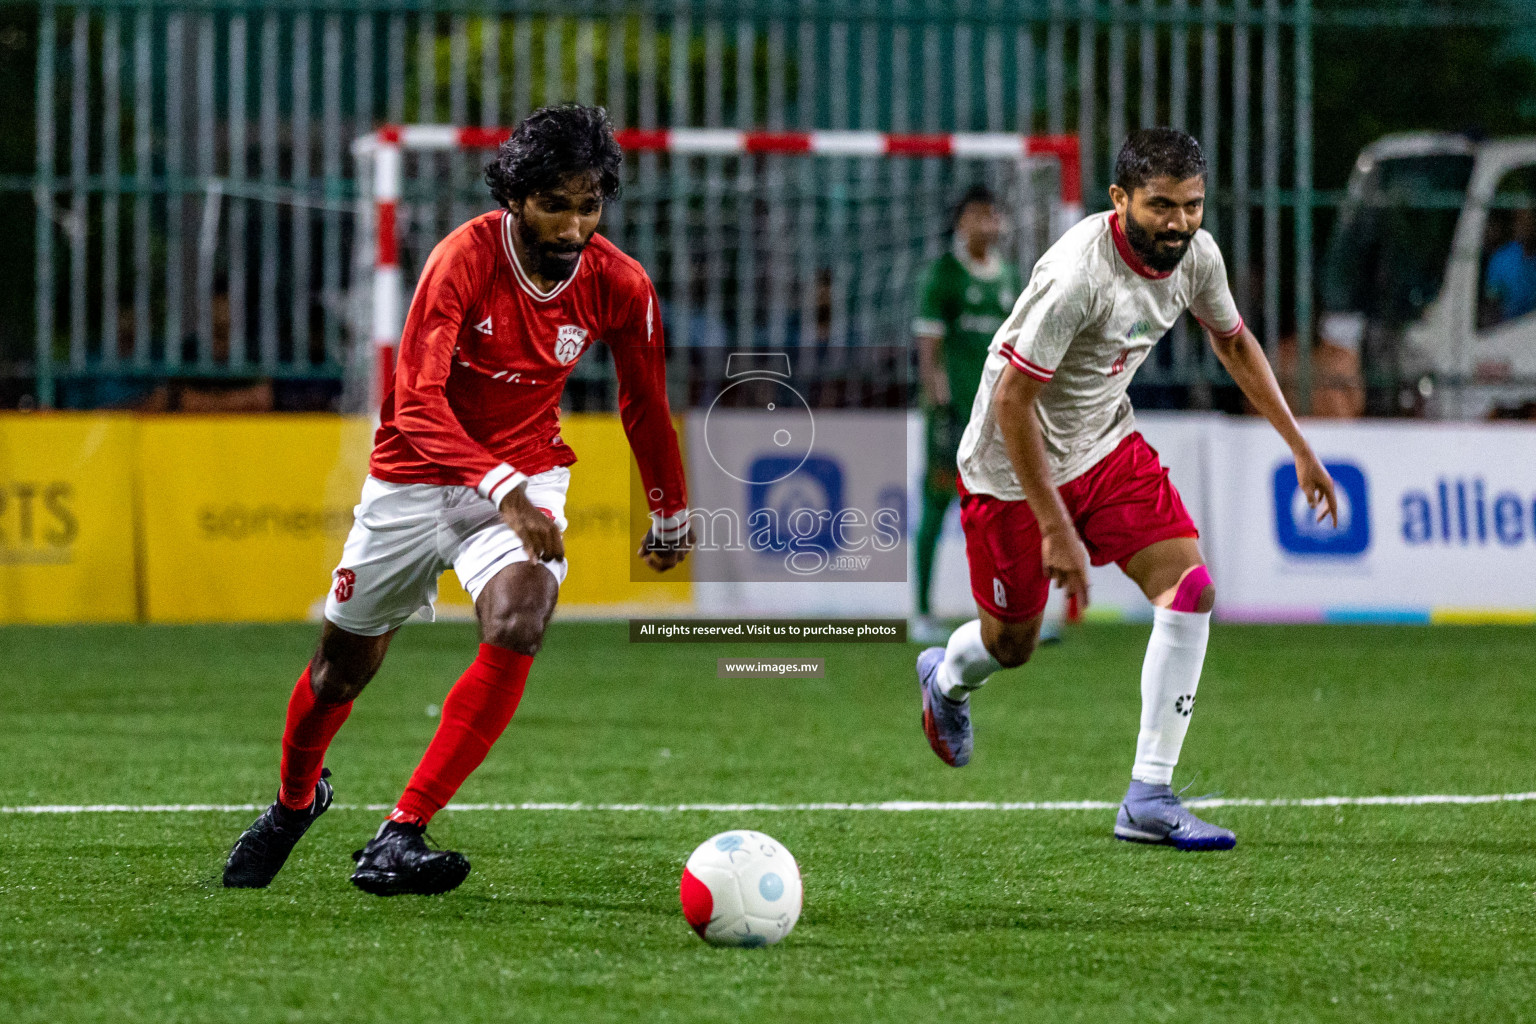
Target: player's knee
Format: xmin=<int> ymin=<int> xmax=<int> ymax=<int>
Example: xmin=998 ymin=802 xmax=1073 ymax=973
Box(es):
xmin=1194 ymin=580 xmax=1216 ymax=614
xmin=476 ymin=562 xmax=559 ymax=655
xmin=309 ymin=652 xmax=374 ymax=703
xmin=988 ymin=629 xmax=1037 ymax=669
xmin=481 ymin=611 xmax=547 ymax=655
xmin=1167 ymin=564 xmax=1216 ymax=614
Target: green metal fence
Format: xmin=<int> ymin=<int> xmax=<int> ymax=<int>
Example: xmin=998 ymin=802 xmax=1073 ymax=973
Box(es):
xmin=29 ymin=0 xmax=1513 ymax=413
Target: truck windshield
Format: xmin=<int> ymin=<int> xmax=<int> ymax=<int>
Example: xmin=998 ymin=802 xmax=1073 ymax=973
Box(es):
xmin=1321 ymin=153 xmax=1475 ymax=328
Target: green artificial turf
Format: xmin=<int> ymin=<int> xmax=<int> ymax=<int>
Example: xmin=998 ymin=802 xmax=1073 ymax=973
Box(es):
xmin=1 ymin=622 xmax=1534 ymax=1023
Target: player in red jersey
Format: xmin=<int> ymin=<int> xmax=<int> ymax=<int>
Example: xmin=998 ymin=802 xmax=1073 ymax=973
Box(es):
xmin=223 ymin=105 xmax=691 ymax=895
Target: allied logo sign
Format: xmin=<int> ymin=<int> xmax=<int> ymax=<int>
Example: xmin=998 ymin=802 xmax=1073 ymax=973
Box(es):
xmin=554 ymin=324 xmax=588 ymax=364
xmin=1273 ymin=461 xmax=1370 ymax=557
xmin=1401 ymin=477 xmax=1536 ymax=547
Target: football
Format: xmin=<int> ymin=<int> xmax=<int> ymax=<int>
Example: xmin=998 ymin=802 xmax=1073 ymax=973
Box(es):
xmin=679 ymin=830 xmax=803 ymax=947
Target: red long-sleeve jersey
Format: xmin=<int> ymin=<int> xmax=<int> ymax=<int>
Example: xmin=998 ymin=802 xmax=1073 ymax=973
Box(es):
xmin=370 ymin=210 xmax=688 ymax=527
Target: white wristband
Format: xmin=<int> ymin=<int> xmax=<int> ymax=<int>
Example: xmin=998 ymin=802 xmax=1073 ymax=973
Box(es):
xmin=650 ymin=510 xmax=690 ymax=541
xmin=477 ymin=463 xmax=529 ymax=508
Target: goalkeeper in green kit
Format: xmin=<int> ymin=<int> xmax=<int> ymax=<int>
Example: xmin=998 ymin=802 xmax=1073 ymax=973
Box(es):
xmin=911 ymin=186 xmax=1062 ymax=645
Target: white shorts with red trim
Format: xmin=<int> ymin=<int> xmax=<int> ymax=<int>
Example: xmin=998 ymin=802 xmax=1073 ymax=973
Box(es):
xmin=324 ymin=467 xmax=570 ymax=637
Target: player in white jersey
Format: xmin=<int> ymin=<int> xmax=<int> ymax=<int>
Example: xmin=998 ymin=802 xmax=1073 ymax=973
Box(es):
xmin=915 ymin=128 xmax=1339 ymax=850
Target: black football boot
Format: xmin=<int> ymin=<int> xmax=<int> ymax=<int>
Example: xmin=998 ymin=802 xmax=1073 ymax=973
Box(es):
xmin=222 ymin=768 xmax=334 ymax=888
xmin=350 ymin=820 xmax=471 ymax=896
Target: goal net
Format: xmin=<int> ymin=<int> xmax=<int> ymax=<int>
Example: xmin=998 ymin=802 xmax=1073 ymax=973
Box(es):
xmin=351 ymin=127 xmax=1082 ymax=409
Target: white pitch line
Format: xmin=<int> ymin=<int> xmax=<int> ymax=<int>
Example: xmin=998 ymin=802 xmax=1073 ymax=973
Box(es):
xmin=3 ymin=793 xmax=1536 ymax=815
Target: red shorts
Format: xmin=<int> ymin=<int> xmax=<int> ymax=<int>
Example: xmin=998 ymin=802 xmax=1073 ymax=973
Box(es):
xmin=958 ymin=432 xmax=1198 ymax=622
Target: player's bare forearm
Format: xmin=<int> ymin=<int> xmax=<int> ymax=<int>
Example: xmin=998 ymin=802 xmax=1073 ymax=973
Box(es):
xmin=917 ymin=332 xmax=950 ymax=407
xmin=1209 ymin=324 xmax=1340 ymax=526
xmin=1208 ymin=325 xmax=1310 ymax=454
xmin=499 ymin=485 xmax=565 ymax=562
xmin=994 ymin=369 xmax=1069 ymax=530
xmin=991 ymin=365 xmax=1091 ymax=604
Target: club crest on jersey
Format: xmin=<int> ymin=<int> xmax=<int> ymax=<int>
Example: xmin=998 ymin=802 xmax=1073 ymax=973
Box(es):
xmin=554 ymin=324 xmax=588 ymax=364
xmin=333 ymin=568 xmax=356 ymax=603
xmin=1108 ymin=348 xmax=1130 ymax=376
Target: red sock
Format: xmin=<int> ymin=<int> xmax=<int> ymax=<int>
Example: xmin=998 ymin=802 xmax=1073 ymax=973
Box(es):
xmin=390 ymin=644 xmax=533 ymax=826
xmin=277 ymin=666 xmax=353 ymax=811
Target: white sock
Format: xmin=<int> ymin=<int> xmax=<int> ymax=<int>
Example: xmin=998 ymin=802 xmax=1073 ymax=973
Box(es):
xmin=937 ymin=619 xmax=1001 ymax=701
xmin=1039 ymin=585 xmax=1068 ymax=640
xmin=1131 ymin=607 xmax=1211 ymax=785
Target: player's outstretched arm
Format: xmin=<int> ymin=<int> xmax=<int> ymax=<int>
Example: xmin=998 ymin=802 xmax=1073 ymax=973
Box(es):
xmin=608 ymin=278 xmax=691 ymax=573
xmin=1206 ymin=323 xmax=1338 ymax=527
xmin=992 ymin=365 xmax=1091 ymax=607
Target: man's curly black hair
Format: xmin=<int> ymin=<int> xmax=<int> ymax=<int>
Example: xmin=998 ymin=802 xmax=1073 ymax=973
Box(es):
xmin=484 ymin=104 xmax=624 ymax=208
xmin=1114 ymin=127 xmax=1207 ymax=194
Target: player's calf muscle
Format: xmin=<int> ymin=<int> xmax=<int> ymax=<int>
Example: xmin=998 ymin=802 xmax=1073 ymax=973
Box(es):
xmin=980 ymin=612 xmax=1041 ymax=668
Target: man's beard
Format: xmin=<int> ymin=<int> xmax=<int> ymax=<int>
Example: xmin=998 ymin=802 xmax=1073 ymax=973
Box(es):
xmin=516 ymin=217 xmax=586 ymax=282
xmin=1123 ymin=212 xmax=1193 ymax=273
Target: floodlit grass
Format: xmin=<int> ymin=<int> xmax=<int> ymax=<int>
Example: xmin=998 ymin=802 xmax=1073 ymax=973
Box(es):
xmin=2 ymin=622 xmax=1534 ymax=1023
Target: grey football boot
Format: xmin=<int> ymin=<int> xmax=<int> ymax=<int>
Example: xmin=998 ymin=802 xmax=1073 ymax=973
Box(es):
xmin=917 ymin=646 xmax=972 ymax=767
xmin=1114 ymin=780 xmax=1236 ymax=851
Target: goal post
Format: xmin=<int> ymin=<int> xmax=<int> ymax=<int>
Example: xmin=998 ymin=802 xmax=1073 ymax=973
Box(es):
xmin=351 ymin=126 xmax=1083 ymax=407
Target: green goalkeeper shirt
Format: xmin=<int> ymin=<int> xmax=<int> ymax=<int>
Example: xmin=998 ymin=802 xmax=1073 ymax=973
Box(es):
xmin=912 ymin=246 xmax=1022 ymax=419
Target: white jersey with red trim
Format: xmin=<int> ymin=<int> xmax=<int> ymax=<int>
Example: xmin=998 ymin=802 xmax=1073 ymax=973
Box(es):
xmin=957 ymin=210 xmax=1243 ymax=498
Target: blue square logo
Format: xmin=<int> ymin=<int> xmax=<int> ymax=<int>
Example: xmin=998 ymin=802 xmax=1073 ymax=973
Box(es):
xmin=746 ymin=456 xmax=843 ymax=553
xmin=1273 ymin=461 xmax=1370 ymax=556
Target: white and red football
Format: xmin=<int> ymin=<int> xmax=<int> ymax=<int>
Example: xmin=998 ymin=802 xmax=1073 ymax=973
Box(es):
xmin=679 ymin=830 xmax=802 ymax=947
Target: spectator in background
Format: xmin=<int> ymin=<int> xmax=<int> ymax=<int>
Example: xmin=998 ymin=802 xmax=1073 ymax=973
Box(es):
xmin=1483 ymin=207 xmax=1536 ymax=325
xmin=910 ymin=186 xmax=1030 ymax=645
xmin=62 ymin=294 xmax=277 ymax=412
xmin=172 ymin=293 xmax=276 ymax=413
xmin=60 ymin=289 xmax=341 ymax=413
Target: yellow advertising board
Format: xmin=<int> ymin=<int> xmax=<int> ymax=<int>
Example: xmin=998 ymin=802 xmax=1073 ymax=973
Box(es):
xmin=136 ymin=413 xmax=688 ymax=623
xmin=0 ymin=413 xmax=139 ymax=623
xmin=137 ymin=416 xmax=374 ymax=622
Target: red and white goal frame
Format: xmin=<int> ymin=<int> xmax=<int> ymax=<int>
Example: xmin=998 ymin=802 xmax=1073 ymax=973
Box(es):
xmin=352 ymin=126 xmax=1082 ymax=405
